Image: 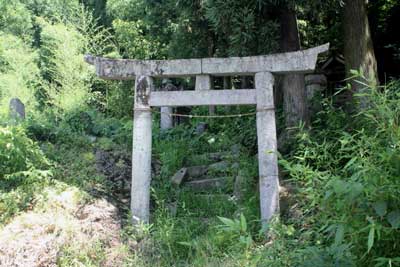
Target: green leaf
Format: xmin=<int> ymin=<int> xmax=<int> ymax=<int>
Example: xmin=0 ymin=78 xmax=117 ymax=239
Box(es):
xmin=350 ymin=69 xmax=359 ymax=76
xmin=334 ymin=224 xmax=345 ymax=246
xmin=387 ymin=210 xmax=400 ymax=229
xmin=177 ymin=241 xmax=193 ymax=247
xmin=218 ymin=216 xmax=236 ymax=229
xmin=373 ymin=201 xmax=387 ymax=217
xmin=240 ymin=214 xmax=247 ymax=232
xmin=368 ymin=226 xmax=375 ymax=253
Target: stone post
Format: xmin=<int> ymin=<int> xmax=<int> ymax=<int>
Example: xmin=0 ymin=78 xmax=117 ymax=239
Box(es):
xmin=196 ymin=75 xmax=215 ymax=115
xmin=305 ymin=74 xmax=327 ymax=101
xmin=131 ymin=76 xmax=153 ymax=224
xmin=9 ymin=98 xmax=25 ymax=121
xmin=255 ymin=72 xmax=279 ymax=226
xmin=160 ymin=107 xmax=173 ymax=130
xmin=223 ymin=76 xmax=232 ymax=112
xmin=160 ymin=79 xmax=174 ymax=130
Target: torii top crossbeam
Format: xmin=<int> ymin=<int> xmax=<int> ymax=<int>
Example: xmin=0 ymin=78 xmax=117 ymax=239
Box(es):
xmin=84 ymin=44 xmax=329 ymax=79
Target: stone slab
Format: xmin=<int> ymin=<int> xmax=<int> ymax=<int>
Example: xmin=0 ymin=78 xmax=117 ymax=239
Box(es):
xmin=149 ymin=89 xmax=257 ymax=107
xmin=170 ymin=167 xmax=188 ymax=185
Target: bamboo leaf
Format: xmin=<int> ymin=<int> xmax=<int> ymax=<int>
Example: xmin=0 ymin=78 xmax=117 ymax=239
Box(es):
xmin=368 ymin=226 xmax=375 ymax=253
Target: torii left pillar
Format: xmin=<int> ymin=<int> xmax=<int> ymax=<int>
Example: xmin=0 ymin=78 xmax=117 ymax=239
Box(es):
xmin=131 ymin=76 xmax=153 ymax=224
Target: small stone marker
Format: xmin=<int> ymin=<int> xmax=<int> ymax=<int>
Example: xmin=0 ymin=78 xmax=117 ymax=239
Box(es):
xmin=9 ymin=98 xmax=25 ymax=120
xmin=171 ymin=167 xmax=188 ymax=185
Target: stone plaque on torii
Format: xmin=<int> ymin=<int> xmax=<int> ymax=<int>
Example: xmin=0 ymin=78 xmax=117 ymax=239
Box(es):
xmin=84 ymin=43 xmax=329 ymax=226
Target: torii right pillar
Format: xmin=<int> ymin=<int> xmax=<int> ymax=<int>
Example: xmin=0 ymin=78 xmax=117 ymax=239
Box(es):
xmin=255 ymin=72 xmax=279 ymax=227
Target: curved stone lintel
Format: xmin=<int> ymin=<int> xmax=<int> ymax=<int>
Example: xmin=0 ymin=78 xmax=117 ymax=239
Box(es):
xmin=84 ymin=43 xmax=329 ymax=80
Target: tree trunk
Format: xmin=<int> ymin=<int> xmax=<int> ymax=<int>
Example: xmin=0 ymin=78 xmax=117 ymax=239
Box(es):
xmin=280 ymin=7 xmax=309 ymax=132
xmin=343 ymin=0 xmax=378 ymax=108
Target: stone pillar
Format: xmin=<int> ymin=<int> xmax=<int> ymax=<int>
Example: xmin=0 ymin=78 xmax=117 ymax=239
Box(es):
xmin=223 ymin=76 xmax=232 ymax=112
xmin=160 ymin=79 xmax=174 ymax=130
xmin=160 ymin=106 xmax=173 ymax=130
xmin=9 ymin=98 xmax=25 ymax=121
xmin=255 ymin=72 xmax=279 ymax=226
xmin=305 ymin=74 xmax=327 ymax=101
xmin=196 ymin=75 xmax=215 ymax=115
xmin=131 ymin=76 xmax=153 ymax=224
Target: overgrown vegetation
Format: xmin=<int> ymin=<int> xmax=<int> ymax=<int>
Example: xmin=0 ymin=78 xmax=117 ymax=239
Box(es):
xmin=0 ymin=0 xmax=400 ymax=266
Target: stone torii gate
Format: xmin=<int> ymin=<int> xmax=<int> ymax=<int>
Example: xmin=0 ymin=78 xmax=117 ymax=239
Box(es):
xmin=84 ymin=43 xmax=329 ymax=225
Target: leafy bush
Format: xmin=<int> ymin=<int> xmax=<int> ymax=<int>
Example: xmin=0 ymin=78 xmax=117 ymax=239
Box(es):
xmin=113 ymin=19 xmax=158 ymax=59
xmin=0 ymin=126 xmax=52 ymax=224
xmin=280 ymin=81 xmax=400 ymax=266
xmin=0 ymin=126 xmax=49 ymax=177
xmin=0 ymin=0 xmax=33 ymax=38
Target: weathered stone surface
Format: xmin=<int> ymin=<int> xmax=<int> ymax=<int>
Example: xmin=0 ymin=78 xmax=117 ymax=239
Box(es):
xmin=131 ymin=76 xmax=153 ymax=224
xmin=305 ymin=74 xmax=327 ymax=85
xmin=202 ymin=44 xmax=329 ymax=75
xmin=9 ymin=98 xmax=25 ymax=120
xmin=84 ymin=44 xmax=329 ymax=79
xmin=170 ymin=167 xmax=188 ymax=185
xmin=160 ymin=106 xmax=173 ymax=130
xmin=185 ymin=177 xmax=229 ymax=191
xmin=208 ymin=161 xmax=230 ymax=172
xmin=160 ymin=80 xmax=177 ymax=130
xmin=195 ymin=122 xmax=208 ymax=135
xmin=195 ymin=75 xmax=215 ymax=114
xmin=305 ymin=74 xmax=327 ymax=101
xmin=230 ymin=144 xmax=241 ymax=158
xmin=149 ymin=89 xmax=257 ymax=107
xmin=186 ymin=165 xmax=208 ymax=178
xmin=255 ymin=72 xmax=279 ymax=225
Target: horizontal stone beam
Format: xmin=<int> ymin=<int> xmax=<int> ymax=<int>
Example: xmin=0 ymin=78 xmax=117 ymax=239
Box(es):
xmin=84 ymin=43 xmax=329 ymax=80
xmin=148 ymin=89 xmax=257 ymax=107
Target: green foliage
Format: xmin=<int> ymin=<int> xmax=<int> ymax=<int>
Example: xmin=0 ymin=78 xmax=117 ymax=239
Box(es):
xmin=38 ymin=19 xmax=92 ymax=113
xmin=280 ymin=80 xmax=400 ymax=266
xmin=0 ymin=126 xmax=52 ymax=224
xmin=112 ymin=19 xmax=160 ymax=59
xmin=0 ymin=126 xmax=49 ymax=177
xmin=0 ymin=33 xmax=40 ymax=116
xmin=205 ymin=0 xmax=279 ymax=56
xmin=20 ymin=0 xmax=81 ymax=21
xmin=0 ymin=0 xmax=33 ymax=39
xmin=57 ymin=240 xmax=106 ymax=267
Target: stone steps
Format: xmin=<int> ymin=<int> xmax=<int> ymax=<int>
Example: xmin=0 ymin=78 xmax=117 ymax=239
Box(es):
xmin=185 ymin=177 xmax=231 ymax=191
xmin=168 ymin=146 xmax=243 ymax=218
